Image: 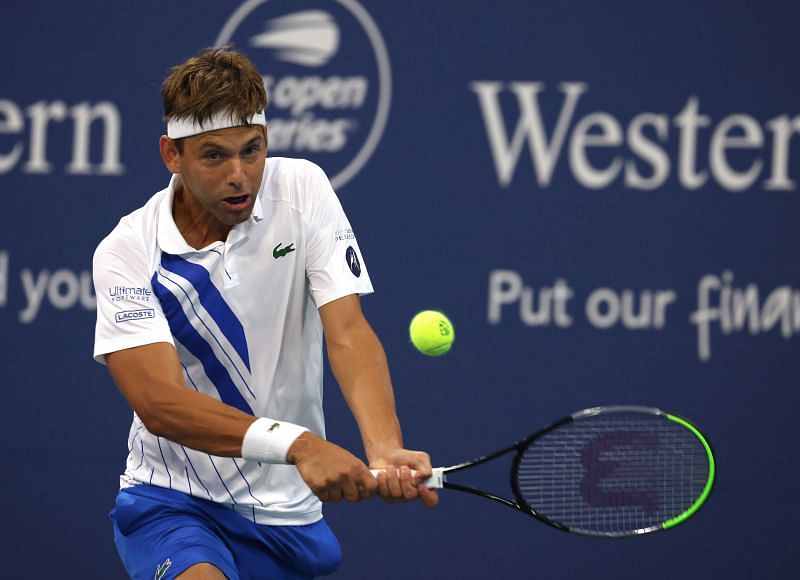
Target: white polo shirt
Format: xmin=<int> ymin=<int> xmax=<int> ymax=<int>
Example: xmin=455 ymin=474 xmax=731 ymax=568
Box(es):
xmin=93 ymin=157 xmax=373 ymax=525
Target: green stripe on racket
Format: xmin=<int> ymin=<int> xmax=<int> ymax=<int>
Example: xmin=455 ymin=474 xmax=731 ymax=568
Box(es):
xmin=377 ymin=406 xmax=715 ymax=537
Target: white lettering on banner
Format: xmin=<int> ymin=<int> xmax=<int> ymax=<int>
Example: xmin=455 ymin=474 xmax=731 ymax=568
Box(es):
xmin=19 ymin=268 xmax=96 ymax=324
xmin=569 ymin=112 xmax=624 ymax=189
xmin=268 ymin=115 xmax=354 ymax=152
xmin=690 ymin=272 xmax=800 ymax=361
xmin=0 ymin=98 xmax=124 ymax=176
xmin=0 ymin=250 xmax=8 ymax=307
xmin=470 ymin=82 xmax=586 ymax=188
xmin=66 ymin=102 xmax=124 ymax=175
xmin=765 ymin=115 xmax=800 ymax=190
xmin=625 ymin=113 xmax=670 ymax=190
xmin=487 ymin=270 xmax=574 ymax=327
xmin=709 ymin=114 xmax=764 ymax=191
xmin=0 ymin=101 xmax=24 ymax=172
xmin=673 ymin=97 xmax=709 ymax=189
xmin=266 ymin=75 xmax=368 ymax=116
xmin=470 ymin=82 xmax=800 ymax=192
xmin=585 ymin=288 xmax=676 ymax=330
xmin=263 ymin=75 xmax=366 ymax=152
xmin=23 ymin=101 xmax=68 ymax=173
xmin=19 ymin=270 xmax=48 ymax=323
xmin=488 ymin=269 xmax=675 ymax=330
xmin=488 ymin=269 xmax=800 ymax=362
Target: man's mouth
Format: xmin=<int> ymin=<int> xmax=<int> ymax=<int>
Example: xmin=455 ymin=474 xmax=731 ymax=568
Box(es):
xmin=223 ymin=194 xmax=250 ymax=209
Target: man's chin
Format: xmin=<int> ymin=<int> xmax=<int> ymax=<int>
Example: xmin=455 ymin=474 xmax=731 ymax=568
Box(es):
xmin=218 ymin=211 xmax=252 ymax=227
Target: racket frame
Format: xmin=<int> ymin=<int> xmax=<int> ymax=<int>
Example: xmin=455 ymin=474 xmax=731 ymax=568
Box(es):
xmin=437 ymin=406 xmax=716 ymax=537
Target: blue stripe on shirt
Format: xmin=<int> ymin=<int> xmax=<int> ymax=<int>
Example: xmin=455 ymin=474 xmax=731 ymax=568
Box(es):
xmin=151 ymin=273 xmax=254 ymax=414
xmin=160 ymin=253 xmax=251 ymax=372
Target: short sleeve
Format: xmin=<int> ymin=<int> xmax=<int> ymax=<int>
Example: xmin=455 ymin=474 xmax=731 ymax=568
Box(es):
xmin=303 ymin=164 xmax=374 ymax=308
xmin=92 ymin=225 xmax=174 ymax=364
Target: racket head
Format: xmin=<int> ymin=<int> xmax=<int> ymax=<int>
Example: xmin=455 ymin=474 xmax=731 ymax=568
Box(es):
xmin=511 ymin=406 xmax=715 ymax=537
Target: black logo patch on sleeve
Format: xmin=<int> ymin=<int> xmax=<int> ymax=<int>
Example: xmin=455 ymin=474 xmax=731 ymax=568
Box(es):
xmin=345 ymin=246 xmax=361 ymax=278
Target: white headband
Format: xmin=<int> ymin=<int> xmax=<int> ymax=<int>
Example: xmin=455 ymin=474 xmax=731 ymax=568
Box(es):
xmin=167 ymin=110 xmax=266 ymax=139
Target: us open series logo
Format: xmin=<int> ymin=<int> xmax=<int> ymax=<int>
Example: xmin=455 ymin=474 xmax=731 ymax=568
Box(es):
xmin=217 ymin=0 xmax=392 ymax=189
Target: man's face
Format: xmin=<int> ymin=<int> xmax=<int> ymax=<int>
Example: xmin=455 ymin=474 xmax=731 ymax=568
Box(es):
xmin=165 ymin=125 xmax=267 ymax=227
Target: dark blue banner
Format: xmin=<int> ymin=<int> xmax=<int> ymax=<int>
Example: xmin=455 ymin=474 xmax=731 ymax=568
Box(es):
xmin=2 ymin=1 xmax=797 ymax=577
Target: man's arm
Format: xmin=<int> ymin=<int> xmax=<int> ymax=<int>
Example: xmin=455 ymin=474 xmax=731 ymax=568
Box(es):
xmin=107 ymin=342 xmax=255 ymax=455
xmin=315 ymin=294 xmax=439 ymax=508
xmin=107 ymin=342 xmax=379 ymax=503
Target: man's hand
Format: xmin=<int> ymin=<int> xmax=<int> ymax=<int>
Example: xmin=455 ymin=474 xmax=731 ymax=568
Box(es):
xmin=287 ymin=432 xmax=378 ymax=503
xmin=369 ymin=448 xmax=439 ymax=508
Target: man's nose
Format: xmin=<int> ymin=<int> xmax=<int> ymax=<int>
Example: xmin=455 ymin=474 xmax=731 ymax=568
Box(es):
xmin=227 ymin=158 xmax=246 ymax=189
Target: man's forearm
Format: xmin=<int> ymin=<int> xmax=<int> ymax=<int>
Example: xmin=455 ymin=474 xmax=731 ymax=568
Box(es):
xmin=107 ymin=345 xmax=257 ymax=457
xmin=326 ymin=321 xmax=403 ymax=462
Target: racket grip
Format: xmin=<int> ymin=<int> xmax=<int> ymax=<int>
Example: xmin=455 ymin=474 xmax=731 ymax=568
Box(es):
xmin=369 ymin=467 xmax=445 ymax=489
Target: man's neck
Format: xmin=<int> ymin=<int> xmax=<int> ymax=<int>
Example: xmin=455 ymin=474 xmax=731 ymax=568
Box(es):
xmin=172 ymin=181 xmax=231 ymax=249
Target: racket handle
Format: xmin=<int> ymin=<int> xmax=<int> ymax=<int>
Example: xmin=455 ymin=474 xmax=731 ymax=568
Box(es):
xmin=369 ymin=467 xmax=445 ymax=489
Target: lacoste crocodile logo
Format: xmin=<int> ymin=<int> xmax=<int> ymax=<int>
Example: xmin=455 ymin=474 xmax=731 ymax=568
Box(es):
xmin=155 ymin=558 xmax=172 ymax=580
xmin=268 ymin=422 xmax=280 ymax=432
xmin=273 ymin=243 xmax=296 ymax=259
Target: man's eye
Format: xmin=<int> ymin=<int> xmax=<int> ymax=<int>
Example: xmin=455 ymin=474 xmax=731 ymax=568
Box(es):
xmin=205 ymin=151 xmax=222 ymax=160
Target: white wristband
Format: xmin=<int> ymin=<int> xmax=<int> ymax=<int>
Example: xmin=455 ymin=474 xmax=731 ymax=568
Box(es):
xmin=241 ymin=418 xmax=309 ymax=464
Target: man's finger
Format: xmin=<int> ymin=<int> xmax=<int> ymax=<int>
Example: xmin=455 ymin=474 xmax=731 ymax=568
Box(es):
xmin=384 ymin=465 xmax=404 ymax=499
xmin=342 ymin=479 xmax=361 ymax=502
xmin=418 ymin=485 xmax=439 ymax=508
xmin=358 ymin=473 xmax=378 ymax=500
xmin=375 ymin=471 xmax=396 ymax=503
xmin=328 ymin=487 xmax=343 ymax=503
xmin=399 ymin=466 xmax=418 ymax=500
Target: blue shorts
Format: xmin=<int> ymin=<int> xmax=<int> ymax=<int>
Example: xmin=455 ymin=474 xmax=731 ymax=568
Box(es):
xmin=110 ymin=485 xmax=341 ymax=579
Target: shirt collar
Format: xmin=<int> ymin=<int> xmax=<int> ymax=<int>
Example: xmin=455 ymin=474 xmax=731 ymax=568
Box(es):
xmin=250 ymin=193 xmax=264 ymax=222
xmin=156 ymin=175 xmax=264 ymax=254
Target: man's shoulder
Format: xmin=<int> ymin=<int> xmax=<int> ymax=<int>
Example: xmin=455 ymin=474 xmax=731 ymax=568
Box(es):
xmin=265 ymin=156 xmax=325 ymax=180
xmin=262 ymin=157 xmax=331 ymax=209
xmin=94 ymin=189 xmax=167 ymax=261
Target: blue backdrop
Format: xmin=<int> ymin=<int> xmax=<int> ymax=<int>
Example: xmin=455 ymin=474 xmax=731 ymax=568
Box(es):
xmin=2 ymin=1 xmax=798 ymax=577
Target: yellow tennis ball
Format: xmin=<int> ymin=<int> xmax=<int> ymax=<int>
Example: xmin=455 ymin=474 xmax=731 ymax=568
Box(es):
xmin=409 ymin=310 xmax=455 ymax=356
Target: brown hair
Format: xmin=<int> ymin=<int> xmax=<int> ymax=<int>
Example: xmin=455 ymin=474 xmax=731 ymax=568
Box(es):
xmin=161 ymin=47 xmax=267 ymax=129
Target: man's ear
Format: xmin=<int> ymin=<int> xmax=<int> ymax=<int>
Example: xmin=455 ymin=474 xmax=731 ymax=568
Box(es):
xmin=159 ymin=135 xmax=182 ymax=173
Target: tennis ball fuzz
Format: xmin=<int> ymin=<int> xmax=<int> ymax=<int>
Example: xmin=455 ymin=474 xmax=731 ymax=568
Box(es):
xmin=409 ymin=310 xmax=455 ymax=356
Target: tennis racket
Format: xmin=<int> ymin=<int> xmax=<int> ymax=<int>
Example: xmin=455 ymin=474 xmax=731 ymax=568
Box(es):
xmin=374 ymin=406 xmax=715 ymax=537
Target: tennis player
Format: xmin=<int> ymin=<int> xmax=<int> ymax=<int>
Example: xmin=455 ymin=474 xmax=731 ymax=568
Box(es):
xmin=92 ymin=47 xmax=437 ymax=579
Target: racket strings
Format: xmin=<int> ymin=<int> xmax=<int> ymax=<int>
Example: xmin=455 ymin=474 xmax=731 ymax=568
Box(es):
xmin=515 ymin=415 xmax=710 ymax=536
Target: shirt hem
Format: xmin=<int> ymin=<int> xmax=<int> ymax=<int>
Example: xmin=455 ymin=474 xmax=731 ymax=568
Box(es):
xmin=120 ymin=480 xmax=323 ymax=526
xmin=94 ymin=335 xmax=175 ymax=364
xmin=313 ymin=286 xmax=374 ymax=309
